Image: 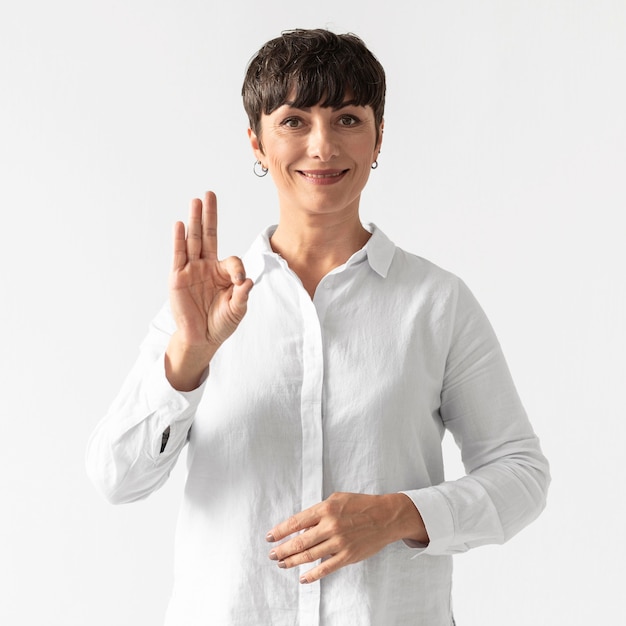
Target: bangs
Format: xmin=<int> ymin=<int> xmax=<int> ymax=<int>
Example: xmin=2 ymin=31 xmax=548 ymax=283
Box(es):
xmin=262 ymin=55 xmax=384 ymax=115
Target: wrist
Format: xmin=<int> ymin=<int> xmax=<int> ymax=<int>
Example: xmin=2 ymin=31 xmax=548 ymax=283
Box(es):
xmin=165 ymin=332 xmax=216 ymax=391
xmin=385 ymin=493 xmax=430 ymax=545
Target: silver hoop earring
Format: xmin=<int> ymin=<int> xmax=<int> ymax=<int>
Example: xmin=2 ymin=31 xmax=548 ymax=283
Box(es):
xmin=254 ymin=160 xmax=268 ymax=177
xmin=371 ymin=161 xmax=379 ymax=170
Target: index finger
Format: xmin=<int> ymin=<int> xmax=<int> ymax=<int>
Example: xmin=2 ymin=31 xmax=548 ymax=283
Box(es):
xmin=266 ymin=505 xmax=321 ymax=543
xmin=201 ymin=190 xmax=218 ymax=261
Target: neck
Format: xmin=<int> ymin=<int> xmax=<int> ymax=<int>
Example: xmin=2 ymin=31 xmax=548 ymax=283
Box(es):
xmin=270 ymin=212 xmax=371 ymax=297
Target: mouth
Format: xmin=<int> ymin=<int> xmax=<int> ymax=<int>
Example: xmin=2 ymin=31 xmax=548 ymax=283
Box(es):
xmin=297 ymin=169 xmax=349 ymax=185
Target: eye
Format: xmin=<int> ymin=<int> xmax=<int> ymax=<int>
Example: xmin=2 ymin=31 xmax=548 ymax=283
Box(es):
xmin=338 ymin=114 xmax=360 ymax=126
xmin=281 ymin=116 xmax=303 ymax=128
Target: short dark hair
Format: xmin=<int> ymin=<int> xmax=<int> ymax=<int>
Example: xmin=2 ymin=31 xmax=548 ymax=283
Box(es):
xmin=242 ymin=29 xmax=386 ymax=145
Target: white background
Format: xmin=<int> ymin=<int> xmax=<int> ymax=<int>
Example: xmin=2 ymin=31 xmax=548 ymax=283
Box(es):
xmin=1 ymin=1 xmax=624 ymax=624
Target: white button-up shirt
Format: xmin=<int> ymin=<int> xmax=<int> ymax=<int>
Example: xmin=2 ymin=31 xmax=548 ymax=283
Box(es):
xmin=86 ymin=224 xmax=549 ymax=626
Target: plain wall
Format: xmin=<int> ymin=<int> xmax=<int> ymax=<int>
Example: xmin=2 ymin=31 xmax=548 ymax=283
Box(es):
xmin=1 ymin=1 xmax=624 ymax=624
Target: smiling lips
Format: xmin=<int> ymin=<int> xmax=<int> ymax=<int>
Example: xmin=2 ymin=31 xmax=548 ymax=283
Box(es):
xmin=298 ymin=169 xmax=348 ymax=185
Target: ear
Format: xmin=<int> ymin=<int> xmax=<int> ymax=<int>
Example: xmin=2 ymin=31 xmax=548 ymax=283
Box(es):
xmin=375 ymin=119 xmax=385 ymax=158
xmin=248 ymin=128 xmax=265 ymax=160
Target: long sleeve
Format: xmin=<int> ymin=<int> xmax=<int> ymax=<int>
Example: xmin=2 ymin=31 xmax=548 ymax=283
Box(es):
xmin=86 ymin=303 xmax=203 ymax=504
xmin=403 ymin=279 xmax=550 ymax=555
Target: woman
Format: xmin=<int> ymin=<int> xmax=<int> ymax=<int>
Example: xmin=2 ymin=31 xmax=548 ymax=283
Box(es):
xmin=87 ymin=29 xmax=550 ymax=625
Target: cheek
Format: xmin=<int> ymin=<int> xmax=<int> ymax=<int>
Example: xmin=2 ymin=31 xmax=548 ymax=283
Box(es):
xmin=268 ymin=145 xmax=296 ymax=170
xmin=267 ymin=154 xmax=297 ymax=188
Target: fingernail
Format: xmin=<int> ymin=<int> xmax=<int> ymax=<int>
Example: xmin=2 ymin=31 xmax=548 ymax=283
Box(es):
xmin=277 ymin=560 xmax=286 ymax=569
xmin=269 ymin=550 xmax=278 ymax=561
xmin=265 ymin=533 xmax=275 ymax=542
xmin=235 ymin=273 xmax=245 ymax=283
xmin=299 ymin=576 xmax=309 ymax=584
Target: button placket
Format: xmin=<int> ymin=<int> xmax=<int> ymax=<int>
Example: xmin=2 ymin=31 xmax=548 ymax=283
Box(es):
xmin=296 ymin=283 xmax=324 ymax=626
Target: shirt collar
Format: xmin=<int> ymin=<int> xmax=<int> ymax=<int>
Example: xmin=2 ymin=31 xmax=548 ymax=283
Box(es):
xmin=243 ymin=222 xmax=396 ymax=283
xmin=362 ymin=222 xmax=396 ymax=278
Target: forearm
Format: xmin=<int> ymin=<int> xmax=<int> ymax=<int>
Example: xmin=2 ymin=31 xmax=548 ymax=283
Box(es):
xmin=86 ymin=350 xmax=201 ymax=504
xmin=86 ymin=304 xmax=204 ymax=503
xmin=403 ymin=436 xmax=550 ymax=554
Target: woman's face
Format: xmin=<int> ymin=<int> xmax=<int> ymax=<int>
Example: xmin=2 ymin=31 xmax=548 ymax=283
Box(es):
xmin=249 ymin=96 xmax=383 ymax=221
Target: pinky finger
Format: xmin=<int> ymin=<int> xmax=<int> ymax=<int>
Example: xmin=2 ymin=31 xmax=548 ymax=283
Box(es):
xmin=172 ymin=221 xmax=187 ymax=270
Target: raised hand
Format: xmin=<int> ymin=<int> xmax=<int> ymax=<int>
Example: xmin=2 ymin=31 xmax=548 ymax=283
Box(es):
xmin=165 ymin=191 xmax=253 ymax=391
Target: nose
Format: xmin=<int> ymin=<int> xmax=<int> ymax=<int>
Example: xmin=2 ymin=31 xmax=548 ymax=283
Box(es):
xmin=307 ymin=121 xmax=339 ymax=162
